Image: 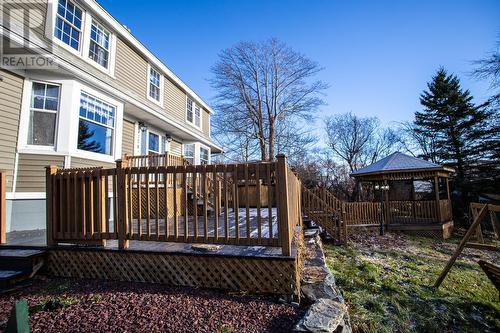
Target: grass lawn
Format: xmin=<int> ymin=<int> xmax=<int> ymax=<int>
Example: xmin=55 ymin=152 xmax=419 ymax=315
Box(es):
xmin=324 ymin=231 xmax=500 ymax=333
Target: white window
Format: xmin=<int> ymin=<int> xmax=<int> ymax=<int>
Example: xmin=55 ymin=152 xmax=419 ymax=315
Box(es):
xmin=78 ymin=92 xmax=115 ymax=155
xmin=184 ymin=144 xmax=195 ymax=164
xmin=148 ymin=66 xmax=162 ymax=104
xmin=54 ymin=0 xmax=83 ymax=51
xmin=186 ymin=98 xmax=201 ymax=128
xmin=28 ymin=82 xmax=60 ymax=146
xmin=200 ymin=147 xmax=209 ymax=165
xmin=89 ymin=20 xmax=110 ymax=69
xmin=186 ymin=98 xmax=194 ymax=123
xmin=194 ymin=105 xmax=201 ymax=128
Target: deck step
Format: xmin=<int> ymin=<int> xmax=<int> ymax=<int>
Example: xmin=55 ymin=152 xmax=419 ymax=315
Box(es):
xmin=0 ymin=248 xmax=47 ymax=291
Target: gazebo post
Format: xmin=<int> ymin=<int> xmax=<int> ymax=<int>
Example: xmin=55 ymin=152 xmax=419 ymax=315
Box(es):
xmin=411 ymin=177 xmax=416 ymax=223
xmin=434 ymin=175 xmax=441 ymax=223
xmin=445 ymin=177 xmax=451 ymax=200
xmin=384 ymin=179 xmax=390 ymax=230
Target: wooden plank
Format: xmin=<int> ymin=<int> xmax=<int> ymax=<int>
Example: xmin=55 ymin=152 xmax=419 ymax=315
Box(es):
xmin=154 ymin=167 xmax=159 ymax=240
xmin=234 ymin=164 xmax=239 ymax=243
xmin=183 ymin=166 xmax=188 ymax=241
xmin=245 ymin=164 xmax=250 ymax=239
xmin=224 ymin=165 xmax=229 ymax=241
xmin=256 ymin=165 xmax=262 ymax=243
xmin=203 ymin=165 xmax=208 ymax=240
xmin=434 ymin=204 xmax=489 ymax=288
xmin=266 ymin=163 xmax=273 ymax=239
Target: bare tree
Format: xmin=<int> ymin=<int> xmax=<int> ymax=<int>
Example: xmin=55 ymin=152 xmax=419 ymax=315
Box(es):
xmin=471 ymin=39 xmax=500 ymax=107
xmin=396 ymin=121 xmax=441 ymax=163
xmin=324 ymin=112 xmax=399 ymax=172
xmin=210 ymin=38 xmax=327 ymax=161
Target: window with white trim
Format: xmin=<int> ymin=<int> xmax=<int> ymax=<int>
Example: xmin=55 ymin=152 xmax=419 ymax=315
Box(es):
xmin=28 ymin=82 xmax=60 ymax=146
xmin=148 ymin=132 xmax=160 ymax=154
xmin=186 ymin=98 xmax=201 ymax=128
xmin=200 ymin=147 xmax=209 ymax=165
xmin=89 ymin=20 xmax=110 ymax=69
xmin=194 ymin=105 xmax=201 ymax=128
xmin=78 ymin=92 xmax=115 ymax=155
xmin=54 ymin=0 xmax=83 ymax=51
xmin=184 ymin=144 xmax=195 ymax=164
xmin=186 ymin=98 xmax=193 ymax=123
xmin=148 ymin=66 xmax=161 ymax=102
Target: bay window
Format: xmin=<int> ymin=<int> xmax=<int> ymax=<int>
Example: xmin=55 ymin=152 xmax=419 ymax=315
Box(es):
xmin=78 ymin=92 xmax=115 ymax=155
xmin=28 ymin=82 xmax=60 ymax=146
xmin=55 ymin=0 xmax=83 ymax=51
xmin=184 ymin=144 xmax=195 ymax=164
xmin=89 ymin=20 xmax=110 ymax=69
xmin=200 ymin=147 xmax=209 ymax=165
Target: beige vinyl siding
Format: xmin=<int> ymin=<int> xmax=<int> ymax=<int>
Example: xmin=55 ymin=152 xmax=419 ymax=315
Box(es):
xmin=70 ymin=157 xmax=115 ymax=169
xmin=164 ymin=78 xmax=186 ymax=123
xmin=202 ymin=109 xmax=210 ymax=137
xmin=114 ymin=38 xmax=148 ymax=104
xmin=122 ymin=118 xmax=135 ymax=156
xmin=170 ymin=141 xmax=183 ymax=156
xmin=16 ymin=154 xmax=64 ymax=192
xmin=0 ymin=70 xmax=23 ymax=192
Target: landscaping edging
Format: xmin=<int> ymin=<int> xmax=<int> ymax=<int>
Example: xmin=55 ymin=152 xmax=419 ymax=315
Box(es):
xmin=294 ymin=229 xmax=351 ymax=333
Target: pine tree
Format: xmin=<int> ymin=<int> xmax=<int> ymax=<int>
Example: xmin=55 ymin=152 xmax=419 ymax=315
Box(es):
xmin=414 ymin=68 xmax=498 ymax=220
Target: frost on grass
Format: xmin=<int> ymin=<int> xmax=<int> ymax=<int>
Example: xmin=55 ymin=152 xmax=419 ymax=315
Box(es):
xmin=324 ymin=232 xmax=500 ymax=333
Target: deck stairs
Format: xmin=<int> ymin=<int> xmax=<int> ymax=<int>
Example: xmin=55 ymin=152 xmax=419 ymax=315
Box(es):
xmin=0 ymin=249 xmax=46 ymax=292
xmin=301 ymin=186 xmax=347 ymax=244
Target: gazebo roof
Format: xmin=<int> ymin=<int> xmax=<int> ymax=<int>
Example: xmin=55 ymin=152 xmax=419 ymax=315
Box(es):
xmin=351 ymin=152 xmax=454 ymax=179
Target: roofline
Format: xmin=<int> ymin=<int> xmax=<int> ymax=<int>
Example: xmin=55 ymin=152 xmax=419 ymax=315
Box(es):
xmin=84 ymin=0 xmax=214 ymax=114
xmin=350 ymin=166 xmax=455 ymax=178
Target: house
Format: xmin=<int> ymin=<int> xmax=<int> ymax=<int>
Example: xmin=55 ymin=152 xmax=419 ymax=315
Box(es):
xmin=0 ymin=0 xmax=222 ymax=233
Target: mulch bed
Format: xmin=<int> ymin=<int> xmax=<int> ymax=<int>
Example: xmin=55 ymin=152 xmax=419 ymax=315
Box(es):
xmin=0 ymin=277 xmax=303 ymax=333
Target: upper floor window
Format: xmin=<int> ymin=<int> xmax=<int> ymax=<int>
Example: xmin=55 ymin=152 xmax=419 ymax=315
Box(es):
xmin=89 ymin=20 xmax=110 ymax=69
xmin=28 ymin=82 xmax=60 ymax=146
xmin=78 ymin=92 xmax=115 ymax=155
xmin=186 ymin=98 xmax=201 ymax=128
xmin=148 ymin=66 xmax=162 ymax=104
xmin=186 ymin=98 xmax=193 ymax=123
xmin=55 ymin=0 xmax=83 ymax=51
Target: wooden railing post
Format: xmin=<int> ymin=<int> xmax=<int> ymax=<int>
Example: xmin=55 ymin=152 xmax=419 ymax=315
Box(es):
xmin=0 ymin=171 xmax=6 ymax=244
xmin=434 ymin=176 xmax=442 ymax=222
xmin=45 ymin=165 xmax=58 ymax=247
xmin=116 ymin=159 xmax=129 ymax=249
xmin=276 ymin=154 xmax=291 ymax=256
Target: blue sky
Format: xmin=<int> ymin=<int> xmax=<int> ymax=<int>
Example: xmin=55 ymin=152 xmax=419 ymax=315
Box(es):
xmin=99 ymin=0 xmax=499 ymax=126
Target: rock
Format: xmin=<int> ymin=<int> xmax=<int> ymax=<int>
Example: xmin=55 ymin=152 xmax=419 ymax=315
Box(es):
xmin=305 ymin=228 xmax=320 ymax=238
xmin=302 ymin=282 xmax=344 ymax=304
xmin=302 ymin=266 xmax=331 ymax=284
xmin=294 ymin=299 xmax=347 ymax=332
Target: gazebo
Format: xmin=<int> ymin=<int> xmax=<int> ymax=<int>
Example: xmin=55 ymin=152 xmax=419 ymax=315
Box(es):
xmin=351 ymin=152 xmax=454 ymax=238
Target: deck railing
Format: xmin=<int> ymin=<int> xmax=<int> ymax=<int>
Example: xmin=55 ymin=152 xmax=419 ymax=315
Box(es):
xmin=46 ymin=155 xmax=301 ymax=255
xmin=124 ymin=153 xmax=188 ymax=168
xmin=0 ymin=170 xmax=5 ymax=244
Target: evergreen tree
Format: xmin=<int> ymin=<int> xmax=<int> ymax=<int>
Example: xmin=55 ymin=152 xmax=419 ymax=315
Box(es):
xmin=414 ymin=68 xmax=498 ymax=221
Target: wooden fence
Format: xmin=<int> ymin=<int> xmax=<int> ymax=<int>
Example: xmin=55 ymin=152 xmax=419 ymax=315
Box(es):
xmin=0 ymin=171 xmax=5 ymax=244
xmin=46 ymin=155 xmax=301 ymax=256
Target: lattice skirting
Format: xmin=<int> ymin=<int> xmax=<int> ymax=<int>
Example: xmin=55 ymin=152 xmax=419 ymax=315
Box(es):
xmin=47 ymin=249 xmax=300 ymax=295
